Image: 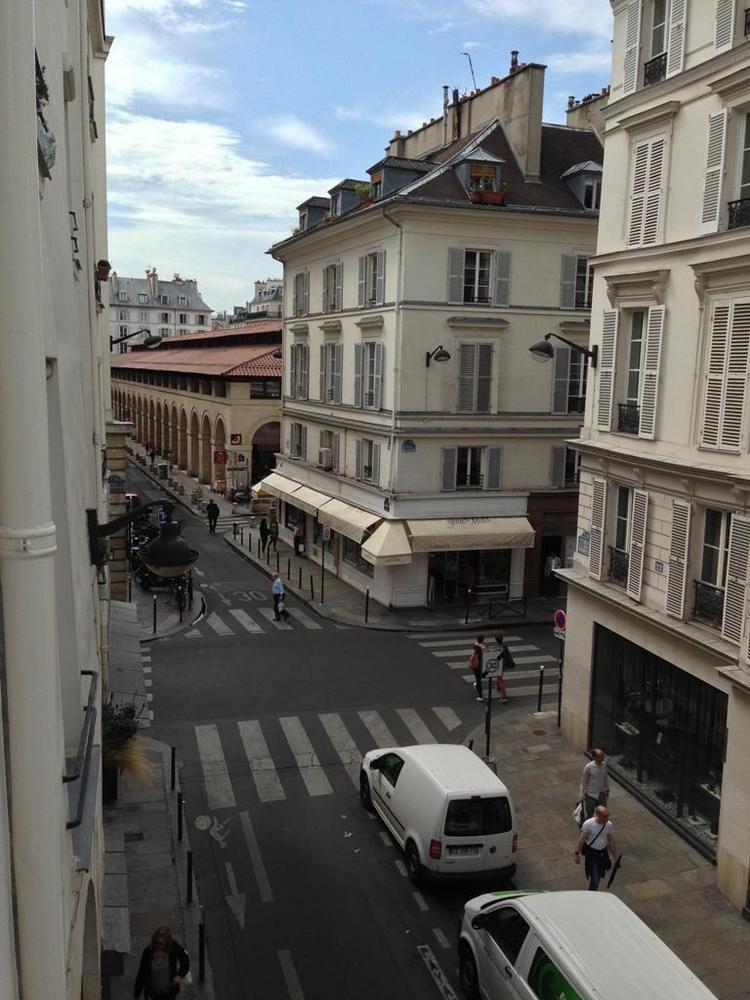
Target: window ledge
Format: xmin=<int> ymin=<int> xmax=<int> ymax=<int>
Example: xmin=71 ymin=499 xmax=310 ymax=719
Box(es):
xmin=355 ymin=314 xmax=384 ymax=330
xmin=319 ymin=319 xmax=342 ymax=334
xmin=446 ymin=315 xmax=510 ymax=329
xmin=691 ymin=253 xmax=750 ymax=305
xmin=289 ymin=322 xmax=309 ymax=336
xmin=605 ymin=269 xmax=670 ymax=308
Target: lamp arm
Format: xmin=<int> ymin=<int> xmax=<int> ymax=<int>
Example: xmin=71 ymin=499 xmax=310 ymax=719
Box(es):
xmin=110 ymin=326 xmax=151 ymax=346
xmin=546 ymin=333 xmax=597 ymax=368
xmin=86 ymin=499 xmax=174 ymax=566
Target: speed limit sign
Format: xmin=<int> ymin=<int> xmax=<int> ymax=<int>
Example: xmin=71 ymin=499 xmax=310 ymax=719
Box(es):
xmin=483 ymin=642 xmax=503 ymax=676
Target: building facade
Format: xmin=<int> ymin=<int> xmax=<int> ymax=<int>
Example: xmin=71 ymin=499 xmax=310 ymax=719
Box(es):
xmin=562 ymin=0 xmax=750 ymax=911
xmin=266 ymin=60 xmax=602 ymax=609
xmin=109 ymin=268 xmax=212 ymax=351
xmin=248 ymin=277 xmax=283 ymax=318
xmin=1 ymin=0 xmax=112 ymax=996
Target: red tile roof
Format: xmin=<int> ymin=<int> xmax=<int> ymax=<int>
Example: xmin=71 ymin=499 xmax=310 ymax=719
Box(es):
xmin=111 ymin=344 xmax=281 ymax=378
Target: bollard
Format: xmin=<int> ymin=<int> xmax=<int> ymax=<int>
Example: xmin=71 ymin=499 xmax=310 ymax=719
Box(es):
xmin=240 ymin=527 xmax=244 ymax=547
xmin=276 ymin=551 xmax=280 ymax=573
xmin=310 ymin=574 xmax=315 ymax=601
xmin=537 ymin=665 xmax=545 ymax=713
xmin=365 ymin=588 xmax=370 ymax=624
xmin=464 ymin=589 xmax=472 ymax=625
xmin=198 ymin=911 xmax=206 ymax=982
xmin=170 ymin=746 xmax=176 ymax=791
xmin=298 ymin=565 xmax=302 ymax=588
xmin=233 ymin=522 xmax=237 ymax=539
xmin=153 ymin=594 xmax=157 ymax=635
xmin=257 ymin=538 xmax=261 ymax=558
xmin=188 ymin=572 xmax=193 ymax=608
xmin=177 ymin=791 xmax=183 ymax=842
xmin=127 ymin=574 xmax=132 ymax=603
xmin=247 ymin=530 xmax=252 ymax=551
xmin=187 ymin=850 xmax=193 ymax=903
xmin=266 ymin=545 xmax=270 ymax=566
xmin=287 ymin=558 xmax=291 ymax=579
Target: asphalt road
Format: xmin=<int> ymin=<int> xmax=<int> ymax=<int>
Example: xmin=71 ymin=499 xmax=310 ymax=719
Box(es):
xmin=129 ymin=467 xmax=561 ymax=1000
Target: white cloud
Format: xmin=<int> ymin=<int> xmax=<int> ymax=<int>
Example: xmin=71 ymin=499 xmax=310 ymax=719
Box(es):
xmin=465 ymin=0 xmax=613 ymax=40
xmin=544 ymin=48 xmax=613 ymax=75
xmin=268 ymin=115 xmax=332 ymax=155
xmin=462 ymin=41 xmax=485 ymax=50
xmin=333 ymin=104 xmax=436 ymax=133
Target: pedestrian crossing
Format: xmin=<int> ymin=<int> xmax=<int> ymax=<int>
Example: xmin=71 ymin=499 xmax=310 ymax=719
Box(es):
xmin=188 ymin=705 xmax=472 ymax=807
xmin=183 ymin=602 xmax=330 ymax=639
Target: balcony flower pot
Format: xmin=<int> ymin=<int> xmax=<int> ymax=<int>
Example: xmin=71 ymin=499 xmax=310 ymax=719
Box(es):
xmin=96 ymin=259 xmax=112 ymax=280
xmin=469 ymin=190 xmax=505 ymax=205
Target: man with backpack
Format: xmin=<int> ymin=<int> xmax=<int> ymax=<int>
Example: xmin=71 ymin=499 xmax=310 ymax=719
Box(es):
xmin=493 ymin=633 xmax=515 ymax=703
xmin=205 ymin=500 xmax=220 ymax=534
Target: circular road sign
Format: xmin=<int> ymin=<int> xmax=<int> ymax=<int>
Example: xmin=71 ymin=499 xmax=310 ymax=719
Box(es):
xmin=553 ymin=609 xmax=566 ymax=630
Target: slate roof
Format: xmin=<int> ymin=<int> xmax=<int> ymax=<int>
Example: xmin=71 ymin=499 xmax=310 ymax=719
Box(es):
xmin=561 ymin=159 xmax=603 ymax=177
xmin=111 ymin=275 xmax=212 ymax=312
xmin=157 ymin=320 xmax=281 ymax=347
xmin=297 ymin=196 xmax=330 ymax=210
xmin=110 ymin=344 xmax=281 ymax=379
xmin=367 ymin=156 xmax=435 ymax=173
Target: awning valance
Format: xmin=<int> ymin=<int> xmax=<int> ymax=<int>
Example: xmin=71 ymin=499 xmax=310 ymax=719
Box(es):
xmin=406 ymin=516 xmax=535 ymax=553
xmin=251 ymin=473 xmax=303 ymax=504
xmin=361 ymin=520 xmax=413 ymax=566
xmin=318 ymin=498 xmax=381 ymax=543
xmin=290 ymin=484 xmax=331 ymax=516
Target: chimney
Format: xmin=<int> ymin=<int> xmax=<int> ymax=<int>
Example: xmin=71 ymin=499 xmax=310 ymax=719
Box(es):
xmin=568 ymin=95 xmax=576 ymax=109
xmin=146 ymin=268 xmax=158 ymax=298
xmin=510 ymin=50 xmax=519 ymax=74
xmin=443 ymin=85 xmax=450 ymax=144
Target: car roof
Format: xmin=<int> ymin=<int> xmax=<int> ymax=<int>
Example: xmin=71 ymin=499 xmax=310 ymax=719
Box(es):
xmin=396 ymin=744 xmax=510 ymax=795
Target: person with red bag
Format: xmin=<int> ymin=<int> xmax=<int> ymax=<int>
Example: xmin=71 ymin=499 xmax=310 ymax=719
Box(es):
xmin=469 ymin=635 xmax=486 ymax=702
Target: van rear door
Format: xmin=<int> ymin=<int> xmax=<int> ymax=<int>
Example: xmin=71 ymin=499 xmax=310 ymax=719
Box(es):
xmin=439 ymin=795 xmax=515 ymax=874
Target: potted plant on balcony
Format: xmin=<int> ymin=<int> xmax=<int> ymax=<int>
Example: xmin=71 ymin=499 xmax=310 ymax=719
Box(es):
xmin=469 ymin=177 xmax=506 ymax=205
xmin=354 ymin=182 xmax=374 ymax=207
xmin=102 ymin=700 xmax=155 ymax=803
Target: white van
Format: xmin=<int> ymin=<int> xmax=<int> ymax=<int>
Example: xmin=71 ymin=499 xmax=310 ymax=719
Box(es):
xmin=458 ymin=889 xmax=718 ymax=1000
xmin=359 ymin=744 xmax=517 ymax=884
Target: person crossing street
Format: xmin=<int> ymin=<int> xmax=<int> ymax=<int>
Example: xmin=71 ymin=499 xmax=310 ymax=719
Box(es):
xmin=206 ymin=499 xmax=220 ymax=534
xmin=271 ymin=572 xmax=289 ymax=621
xmin=469 ymin=635 xmax=486 ymax=702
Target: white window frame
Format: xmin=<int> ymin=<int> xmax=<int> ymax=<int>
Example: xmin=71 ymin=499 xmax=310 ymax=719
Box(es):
xmin=455 ymin=446 xmax=483 ymax=489
xmin=290 ymin=422 xmax=306 ymax=460
xmin=614 ymin=485 xmax=632 ymax=554
xmin=574 ymin=257 xmax=593 ymax=309
xmin=463 ymin=249 xmax=493 ymax=304
xmin=178 ymin=295 xmax=187 ymax=306
xmin=138 ymin=292 xmax=148 ymax=304
xmin=700 ymin=508 xmax=732 ymax=588
xmin=583 ymin=180 xmax=601 ymax=210
xmin=117 ymin=291 xmax=127 ymax=302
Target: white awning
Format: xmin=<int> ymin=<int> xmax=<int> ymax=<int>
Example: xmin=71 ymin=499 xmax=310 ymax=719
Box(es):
xmin=290 ymin=484 xmax=331 ymax=516
xmin=406 ymin=516 xmax=535 ymax=553
xmin=318 ymin=498 xmax=381 ymax=543
xmin=251 ymin=473 xmax=303 ymax=504
xmin=361 ymin=520 xmax=413 ymax=566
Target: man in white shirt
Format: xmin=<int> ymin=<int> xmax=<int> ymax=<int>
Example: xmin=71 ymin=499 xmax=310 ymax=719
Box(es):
xmin=580 ymin=748 xmax=609 ymax=819
xmin=271 ymin=572 xmax=288 ymax=621
xmin=574 ymin=805 xmax=618 ymax=891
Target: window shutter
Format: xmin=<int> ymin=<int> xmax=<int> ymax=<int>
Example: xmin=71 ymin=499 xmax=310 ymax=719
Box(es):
xmin=722 ymin=515 xmax=750 ymax=644
xmin=303 ymin=271 xmax=310 ymax=314
xmin=666 ymin=0 xmax=686 ymax=78
xmin=622 ymin=0 xmax=642 ymax=96
xmin=375 ymin=250 xmax=386 ymax=305
xmin=589 ymin=477 xmax=607 ymax=580
xmin=448 ymin=248 xmax=464 ymax=303
xmin=627 ymin=142 xmax=649 ymax=248
xmin=485 ymin=447 xmax=502 ymax=490
xmin=715 ymin=0 xmax=735 ymax=52
xmin=372 ymin=342 xmax=384 ymax=410
xmin=331 ymin=433 xmax=340 ymax=472
xmin=299 ymin=344 xmax=309 ymax=398
xmin=701 ymin=303 xmax=730 ymax=447
xmin=596 ymin=310 xmax=619 ymax=431
xmin=371 ymin=442 xmax=381 ymax=486
xmin=701 ymin=111 xmax=728 ymax=229
xmin=334 ymin=262 xmax=343 ymax=311
xmin=560 ymin=255 xmax=577 ymax=309
xmin=494 ymin=251 xmax=511 ymax=307
xmin=357 ymin=256 xmax=366 ymax=308
xmin=666 ymin=500 xmax=691 ymax=619
xmin=626 ymin=488 xmax=649 ymax=601
xmin=722 ymin=301 xmax=750 ymax=450
xmin=354 ymin=342 xmax=363 ymax=408
xmin=550 ymin=447 xmax=566 ymax=488
xmin=457 ymin=343 xmax=476 ymax=413
xmin=642 ymin=138 xmax=665 ymax=246
xmin=293 ymin=274 xmax=299 ymax=316
xmin=300 ymin=425 xmax=307 ymax=461
xmin=476 ymin=343 xmax=493 ymax=413
xmin=355 ymin=439 xmax=363 ymax=480
xmin=334 ymin=343 xmax=343 ymax=403
xmin=319 ymin=344 xmax=326 ymax=400
xmin=441 ymin=448 xmax=457 ymax=490
xmin=321 ymin=267 xmax=329 ymax=313
xmin=638 ymin=305 xmax=665 ymax=439
xmin=552 ymin=347 xmax=571 ymax=414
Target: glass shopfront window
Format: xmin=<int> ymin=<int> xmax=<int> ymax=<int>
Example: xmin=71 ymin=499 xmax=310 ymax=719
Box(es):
xmin=284 ymin=502 xmax=304 ymax=530
xmin=342 ymin=536 xmax=373 ymax=576
xmin=590 ymin=625 xmax=727 ymax=856
xmin=312 ymin=518 xmax=335 ymax=554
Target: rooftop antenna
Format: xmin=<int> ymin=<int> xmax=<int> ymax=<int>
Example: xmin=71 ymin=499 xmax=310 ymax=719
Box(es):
xmin=462 ymin=51 xmax=478 ymax=90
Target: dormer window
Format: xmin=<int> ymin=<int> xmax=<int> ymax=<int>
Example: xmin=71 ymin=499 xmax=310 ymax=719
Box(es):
xmin=469 ymin=164 xmax=498 ymax=193
xmin=138 ymin=293 xmax=148 ymax=303
xmin=117 ymin=291 xmax=127 ymax=302
xmin=370 ymin=173 xmax=382 ymax=200
xmin=583 ymin=179 xmax=601 ymax=209
xmin=330 ymin=192 xmax=341 ymax=216
xmin=177 ymin=295 xmax=187 ymax=306
xmin=299 ymin=211 xmax=308 ymax=231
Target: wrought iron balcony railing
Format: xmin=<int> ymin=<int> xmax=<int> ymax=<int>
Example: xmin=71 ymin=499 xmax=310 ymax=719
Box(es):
xmin=617 ymin=402 xmax=640 ymax=434
xmin=693 ymin=580 xmax=725 ymax=628
xmin=608 ymin=546 xmax=629 ymax=586
xmin=728 ymin=198 xmax=750 ymax=230
xmin=643 ymin=52 xmax=667 ymax=86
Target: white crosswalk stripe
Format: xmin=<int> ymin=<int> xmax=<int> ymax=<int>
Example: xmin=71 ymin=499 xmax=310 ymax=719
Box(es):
xmin=416 ymin=636 xmax=522 ymax=647
xmin=358 ymin=710 xmax=397 ymax=748
xmin=286 ymin=607 xmax=322 ymax=630
xmin=228 ymin=608 xmax=265 ymax=634
xmin=257 ymin=606 xmax=293 ymax=630
xmin=237 ymin=720 xmax=285 ymax=801
xmin=279 ymin=716 xmax=333 ymax=796
xmin=206 ymin=612 xmax=235 ymax=636
xmin=194 ymin=724 xmax=236 ymax=809
xmin=318 ymin=713 xmax=361 ymax=786
xmin=431 ymin=707 xmax=461 ymax=731
xmin=396 ymin=708 xmax=436 ymax=744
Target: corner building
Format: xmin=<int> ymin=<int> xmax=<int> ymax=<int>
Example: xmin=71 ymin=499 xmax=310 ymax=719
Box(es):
xmin=562 ymin=0 xmax=750 ymax=911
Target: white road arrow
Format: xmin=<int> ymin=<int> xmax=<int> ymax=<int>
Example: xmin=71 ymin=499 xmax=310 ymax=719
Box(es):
xmin=224 ymin=862 xmax=246 ymax=930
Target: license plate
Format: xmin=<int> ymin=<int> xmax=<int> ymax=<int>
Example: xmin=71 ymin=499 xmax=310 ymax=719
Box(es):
xmin=448 ymin=845 xmax=481 ymax=856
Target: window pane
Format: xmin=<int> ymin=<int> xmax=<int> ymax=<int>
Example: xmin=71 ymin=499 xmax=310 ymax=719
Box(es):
xmin=469 ymin=448 xmax=482 ymax=485
xmin=484 ymin=909 xmax=529 ymax=965
xmin=444 ymin=797 xmax=512 ymax=836
xmin=528 ymin=948 xmax=583 ymax=1000
xmin=456 ymin=448 xmax=469 ymax=485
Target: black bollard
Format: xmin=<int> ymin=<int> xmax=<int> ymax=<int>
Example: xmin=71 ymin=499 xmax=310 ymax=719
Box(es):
xmin=198 ymin=911 xmax=206 ymax=982
xmin=177 ymin=791 xmax=183 ymax=842
xmin=310 ymin=574 xmax=315 ymax=601
xmin=170 ymin=746 xmax=176 ymax=791
xmin=464 ymin=588 xmax=472 ymax=625
xmin=537 ymin=665 xmax=545 ymax=713
xmin=240 ymin=527 xmax=244 ymax=546
xmin=276 ymin=551 xmax=280 ymax=573
xmin=287 ymin=558 xmax=291 ymax=579
xmin=365 ymin=588 xmax=370 ymax=624
xmin=233 ymin=522 xmax=237 ymax=538
xmin=152 ymin=594 xmax=157 ymax=635
xmin=187 ymin=850 xmax=193 ymax=903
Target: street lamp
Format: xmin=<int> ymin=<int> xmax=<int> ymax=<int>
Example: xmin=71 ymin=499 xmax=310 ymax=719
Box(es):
xmin=425 ymin=345 xmax=452 ymax=367
xmin=109 ymin=327 xmax=163 ymax=353
xmin=86 ymin=500 xmax=199 ymax=574
xmin=528 ymin=332 xmax=598 ymax=369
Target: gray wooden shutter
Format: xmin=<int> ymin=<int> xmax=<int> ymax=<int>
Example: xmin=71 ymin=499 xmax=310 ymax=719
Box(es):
xmin=371 ymin=442 xmax=381 ymax=486
xmin=321 ymin=267 xmax=328 ymax=313
xmin=589 ymin=477 xmax=607 ymax=580
xmin=715 ymin=0 xmax=735 ymax=52
xmin=331 ymin=433 xmax=340 ymax=472
xmin=334 ymin=343 xmax=343 ymax=403
xmin=300 ymin=344 xmax=309 ymax=398
xmin=375 ymin=250 xmax=386 ymax=305
xmin=722 ymin=515 xmax=750 ymax=644
xmin=722 ymin=301 xmax=750 ymax=450
xmin=293 ymin=274 xmax=299 ymax=316
xmin=441 ymin=448 xmax=457 ymax=490
xmin=485 ymin=447 xmax=502 ymax=490
xmin=701 ymin=302 xmax=730 ymax=448
xmin=290 ymin=344 xmax=298 ymax=398
xmin=551 ymin=447 xmax=566 ymax=488
xmin=494 ymin=251 xmax=511 ymax=307
xmin=300 ymin=425 xmax=307 ymax=461
xmin=319 ymin=344 xmax=326 ymax=400
xmin=354 ymin=342 xmax=363 ymax=408
xmin=372 ymin=342 xmax=384 ymax=410
xmin=622 ymin=0 xmax=641 ymax=97
xmin=596 ymin=310 xmax=619 ymax=431
xmin=560 ymin=255 xmax=577 ymax=309
xmin=666 ymin=0 xmax=686 ymax=78
xmin=638 ymin=305 xmax=665 ymax=439
xmin=303 ymin=271 xmax=310 ymax=314
xmin=447 ymin=247 xmax=464 ymax=303
xmin=627 ymin=141 xmax=649 ymax=248
xmin=552 ymin=347 xmax=571 ymax=414
xmin=355 ymin=439 xmax=363 ymax=480
xmin=457 ymin=343 xmax=476 ymax=413
xmin=476 ymin=343 xmax=493 ymax=413
xmin=334 ymin=262 xmax=343 ymax=311
xmin=357 ymin=256 xmax=366 ymax=308
xmin=626 ymin=488 xmax=649 ymax=601
xmin=666 ymin=500 xmax=691 ymax=619
xmin=701 ymin=111 xmax=728 ymax=229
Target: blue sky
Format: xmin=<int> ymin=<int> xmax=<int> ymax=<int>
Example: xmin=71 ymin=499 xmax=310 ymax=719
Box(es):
xmin=105 ymin=0 xmax=613 ymax=311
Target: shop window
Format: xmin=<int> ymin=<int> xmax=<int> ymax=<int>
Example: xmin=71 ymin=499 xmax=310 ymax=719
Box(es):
xmin=313 ymin=519 xmax=335 ymax=553
xmin=342 ymin=535 xmax=373 ymax=576
xmin=284 ymin=502 xmax=304 ymax=530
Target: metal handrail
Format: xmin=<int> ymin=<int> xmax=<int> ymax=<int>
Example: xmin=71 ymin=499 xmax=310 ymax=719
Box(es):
xmin=618 ymin=402 xmax=640 ymax=434
xmin=608 ymin=546 xmax=629 ymax=585
xmin=644 ymin=52 xmax=667 ymax=86
xmin=65 ymin=670 xmax=99 ymax=831
xmin=693 ymin=580 xmax=725 ymax=627
xmin=728 ymin=197 xmax=750 ymax=230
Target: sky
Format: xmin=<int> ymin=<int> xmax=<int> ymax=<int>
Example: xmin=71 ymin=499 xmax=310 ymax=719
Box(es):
xmin=104 ymin=0 xmax=614 ymax=312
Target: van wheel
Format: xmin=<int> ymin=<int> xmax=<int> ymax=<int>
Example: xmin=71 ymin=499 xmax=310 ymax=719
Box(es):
xmin=459 ymin=946 xmax=480 ymax=1000
xmin=359 ymin=773 xmax=373 ymax=811
xmin=405 ymin=841 xmax=422 ymax=885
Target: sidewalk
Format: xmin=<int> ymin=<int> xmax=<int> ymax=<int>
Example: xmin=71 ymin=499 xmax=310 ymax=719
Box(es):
xmin=478 ymin=705 xmax=750 ymax=1000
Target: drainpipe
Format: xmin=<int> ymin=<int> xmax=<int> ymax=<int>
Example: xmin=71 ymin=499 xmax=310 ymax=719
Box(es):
xmin=0 ymin=2 xmax=68 ymax=997
xmin=382 ymin=206 xmax=404 ymax=511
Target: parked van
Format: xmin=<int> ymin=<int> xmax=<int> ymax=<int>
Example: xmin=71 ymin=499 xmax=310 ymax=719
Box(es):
xmin=359 ymin=743 xmax=517 ymax=884
xmin=458 ymin=889 xmax=718 ymax=1000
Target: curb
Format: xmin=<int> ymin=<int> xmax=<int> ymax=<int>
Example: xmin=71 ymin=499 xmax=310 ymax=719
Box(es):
xmin=140 ymin=593 xmax=208 ymax=643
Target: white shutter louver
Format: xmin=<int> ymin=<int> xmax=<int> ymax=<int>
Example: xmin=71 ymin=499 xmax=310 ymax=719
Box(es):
xmin=300 ymin=425 xmax=307 ymax=461
xmin=596 ymin=310 xmax=619 ymax=431
xmin=666 ymin=499 xmax=691 ymax=619
xmin=476 ymin=343 xmax=493 ymax=413
xmin=303 ymin=271 xmax=310 ymax=315
xmin=722 ymin=301 xmax=750 ymax=450
xmin=666 ymin=0 xmax=686 ymax=78
xmin=355 ymin=439 xmax=363 ymax=481
xmin=627 ymin=142 xmax=649 ymax=248
xmin=448 ymin=248 xmax=464 ymax=304
xmin=442 ymin=448 xmax=457 ymax=491
xmin=298 ymin=344 xmax=309 ymax=398
xmin=552 ymin=347 xmax=571 ymax=414
xmin=622 ymin=0 xmax=642 ymax=96
xmin=334 ymin=343 xmax=343 ymax=403
xmin=457 ymin=343 xmax=476 ymax=413
xmin=722 ymin=515 xmax=750 ymax=644
xmin=334 ymin=262 xmax=343 ymax=311
xmin=290 ymin=344 xmax=299 ymax=398
xmin=321 ymin=267 xmax=328 ymax=313
xmin=354 ymin=342 xmax=363 ymax=408
xmin=560 ymin=255 xmax=577 ymax=309
xmin=357 ymin=256 xmax=366 ymax=308
xmin=331 ymin=433 xmax=340 ymax=472
xmin=485 ymin=447 xmax=502 ymax=490
xmin=626 ymin=488 xmax=649 ymax=601
xmin=371 ymin=443 xmax=381 ymax=486
xmin=375 ymin=250 xmax=386 ymax=306
xmin=372 ymin=342 xmax=384 ymax=410
xmin=589 ymin=477 xmax=608 ymax=580
xmin=702 ymin=303 xmax=730 ymax=447
xmin=701 ymin=111 xmax=728 ymax=229
xmin=494 ymin=251 xmax=511 ymax=306
xmin=642 ymin=138 xmax=665 ymax=246
xmin=550 ymin=447 xmax=566 ymax=488
xmin=715 ymin=0 xmax=735 ymax=52
xmin=639 ymin=305 xmax=665 ymax=439
xmin=319 ymin=344 xmax=326 ymax=400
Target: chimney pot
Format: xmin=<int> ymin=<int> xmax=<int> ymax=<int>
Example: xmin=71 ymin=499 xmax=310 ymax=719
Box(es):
xmin=510 ymin=50 xmax=519 ymax=74
xmin=452 ymin=87 xmax=459 ymax=104
xmin=491 ymin=75 xmax=500 ymax=85
xmin=568 ymin=95 xmax=576 ymax=109
xmin=394 ymin=129 xmax=401 ymax=138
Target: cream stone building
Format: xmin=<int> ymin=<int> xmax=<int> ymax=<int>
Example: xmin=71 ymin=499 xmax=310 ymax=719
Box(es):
xmin=562 ymin=0 xmax=750 ymax=912
xmin=1 ymin=0 xmax=112 ymax=996
xmin=266 ymin=59 xmax=602 ymax=610
xmin=109 ymin=269 xmax=212 ymax=351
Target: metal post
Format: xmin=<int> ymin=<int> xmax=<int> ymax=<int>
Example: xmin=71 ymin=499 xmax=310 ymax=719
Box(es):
xmin=310 ymin=574 xmax=314 ymax=601
xmin=557 ymin=638 xmax=564 ymax=728
xmin=266 ymin=544 xmax=270 ymax=566
xmin=298 ymin=565 xmax=302 ymax=588
xmin=287 ymin=558 xmax=291 ymax=579
xmin=276 ymin=551 xmax=280 ymax=573
xmin=537 ymin=665 xmax=545 ymax=713
xmin=247 ymin=530 xmax=251 ymax=550
xmin=464 ymin=588 xmax=472 ymax=625
xmin=186 ymin=850 xmax=193 ymax=903
xmin=188 ymin=571 xmax=193 ymax=608
xmin=177 ymin=791 xmax=183 ymax=842
xmin=321 ymin=540 xmax=325 ymax=604
xmin=240 ymin=527 xmax=244 ymax=546
xmin=170 ymin=746 xmax=176 ymax=791
xmin=152 ymin=594 xmax=157 ymax=635
xmin=365 ymin=588 xmax=370 ymax=624
xmin=257 ymin=538 xmax=261 ymax=558
xmin=179 ymin=583 xmax=184 ymax=623
xmin=127 ymin=574 xmax=131 ymax=603
xmin=233 ymin=522 xmax=237 ymax=539
xmin=198 ymin=911 xmax=206 ymax=982
xmin=485 ymin=670 xmax=493 ymax=760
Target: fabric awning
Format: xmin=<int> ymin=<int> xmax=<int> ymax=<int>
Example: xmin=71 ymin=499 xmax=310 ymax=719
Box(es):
xmin=290 ymin=484 xmax=331 ymax=516
xmin=406 ymin=516 xmax=535 ymax=553
xmin=318 ymin=498 xmax=381 ymax=543
xmin=361 ymin=520 xmax=413 ymax=566
xmin=251 ymin=472 xmax=303 ymax=504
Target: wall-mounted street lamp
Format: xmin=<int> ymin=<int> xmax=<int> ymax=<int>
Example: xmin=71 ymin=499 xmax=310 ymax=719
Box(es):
xmin=86 ymin=500 xmax=199 ymax=574
xmin=425 ymin=345 xmax=452 ymax=367
xmin=109 ymin=327 xmax=163 ymax=353
xmin=528 ymin=332 xmax=598 ymax=369
xmin=271 ymin=349 xmax=283 ymax=359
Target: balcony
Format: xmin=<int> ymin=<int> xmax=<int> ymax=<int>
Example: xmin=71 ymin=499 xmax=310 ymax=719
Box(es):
xmin=693 ymin=580 xmax=725 ymax=629
xmin=609 ymin=546 xmax=629 ymax=587
xmin=617 ymin=402 xmax=640 ymax=434
xmin=643 ymin=52 xmax=667 ymax=86
xmin=728 ymin=198 xmax=750 ymax=230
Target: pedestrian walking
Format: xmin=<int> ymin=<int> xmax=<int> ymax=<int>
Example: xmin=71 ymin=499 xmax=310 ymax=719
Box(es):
xmin=268 ymin=518 xmax=279 ymax=551
xmin=271 ymin=572 xmax=289 ymax=620
xmin=148 ymin=446 xmax=156 ymax=466
xmin=293 ymin=521 xmax=304 ymax=557
xmin=133 ymin=925 xmax=190 ymax=998
xmin=205 ymin=499 xmax=220 ymax=534
xmin=580 ymin=748 xmax=610 ymax=819
xmin=259 ymin=517 xmax=270 ymax=552
xmin=574 ymin=805 xmax=618 ymax=891
xmin=469 ymin=635 xmax=486 ymax=702
xmin=493 ymin=634 xmax=514 ymax=703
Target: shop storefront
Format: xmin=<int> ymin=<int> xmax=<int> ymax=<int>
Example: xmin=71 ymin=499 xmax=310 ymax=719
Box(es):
xmin=589 ymin=625 xmax=727 ymax=857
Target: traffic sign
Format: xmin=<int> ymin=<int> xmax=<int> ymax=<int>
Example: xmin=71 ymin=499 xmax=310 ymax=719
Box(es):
xmin=553 ymin=609 xmax=566 ymax=630
xmin=322 ymin=524 xmax=331 ymax=542
xmin=483 ymin=642 xmax=503 ymax=676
